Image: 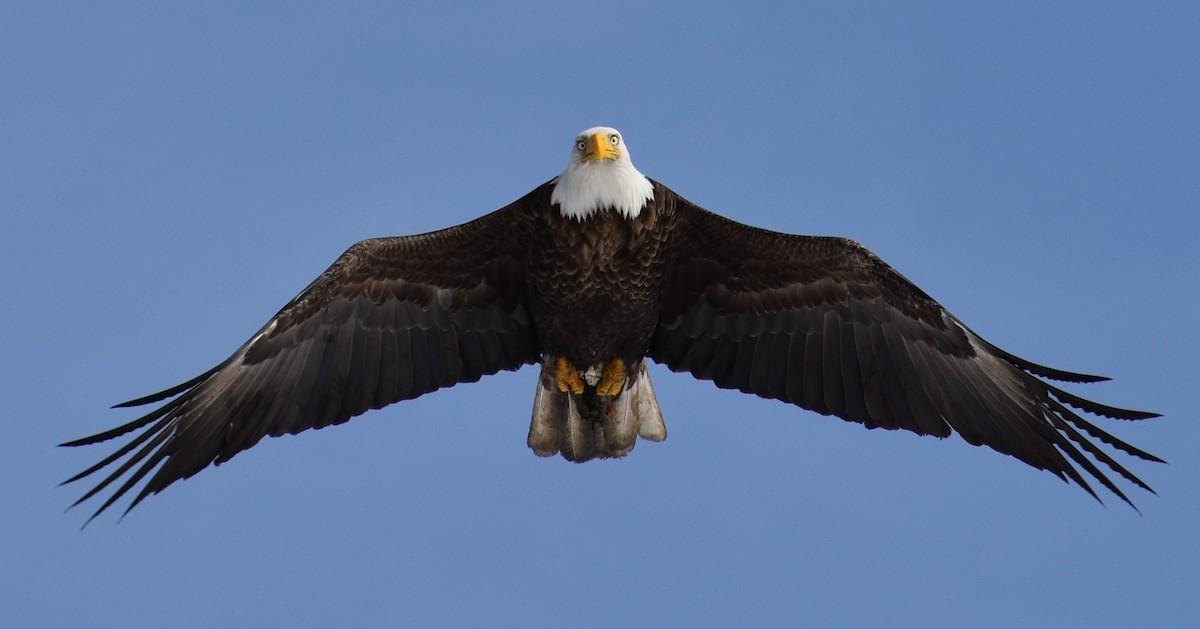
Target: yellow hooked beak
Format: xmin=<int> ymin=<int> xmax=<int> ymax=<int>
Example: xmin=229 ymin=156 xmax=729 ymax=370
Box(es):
xmin=581 ymin=131 xmax=621 ymax=162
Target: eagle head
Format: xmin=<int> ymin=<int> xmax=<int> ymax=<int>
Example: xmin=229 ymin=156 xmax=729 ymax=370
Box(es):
xmin=551 ymin=126 xmax=654 ymax=221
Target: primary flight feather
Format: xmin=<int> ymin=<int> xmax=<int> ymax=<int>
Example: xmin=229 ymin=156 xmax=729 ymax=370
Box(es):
xmin=63 ymin=127 xmax=1161 ymax=522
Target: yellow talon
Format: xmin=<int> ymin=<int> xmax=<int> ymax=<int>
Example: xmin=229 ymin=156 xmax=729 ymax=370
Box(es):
xmin=596 ymin=358 xmax=626 ymax=397
xmin=555 ymin=357 xmax=585 ymax=395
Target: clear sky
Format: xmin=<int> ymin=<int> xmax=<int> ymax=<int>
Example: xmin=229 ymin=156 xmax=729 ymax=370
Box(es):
xmin=3 ymin=2 xmax=1197 ymax=627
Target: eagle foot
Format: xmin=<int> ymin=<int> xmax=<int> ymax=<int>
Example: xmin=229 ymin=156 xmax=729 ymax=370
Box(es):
xmin=596 ymin=358 xmax=626 ymax=397
xmin=555 ymin=357 xmax=585 ymax=395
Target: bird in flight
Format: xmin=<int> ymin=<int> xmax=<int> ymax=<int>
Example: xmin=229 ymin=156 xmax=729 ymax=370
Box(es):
xmin=63 ymin=127 xmax=1161 ymax=522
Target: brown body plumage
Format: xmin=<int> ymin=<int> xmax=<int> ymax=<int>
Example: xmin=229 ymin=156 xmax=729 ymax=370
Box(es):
xmin=530 ymin=182 xmax=672 ymax=367
xmin=62 ymin=128 xmax=1160 ymax=522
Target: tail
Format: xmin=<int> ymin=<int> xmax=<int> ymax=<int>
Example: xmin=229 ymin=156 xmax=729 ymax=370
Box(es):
xmin=527 ymin=359 xmax=668 ymax=461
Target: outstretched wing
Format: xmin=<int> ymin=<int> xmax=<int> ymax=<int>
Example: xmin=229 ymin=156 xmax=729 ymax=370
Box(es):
xmin=63 ymin=192 xmax=545 ymax=521
xmin=651 ymin=191 xmax=1160 ymax=506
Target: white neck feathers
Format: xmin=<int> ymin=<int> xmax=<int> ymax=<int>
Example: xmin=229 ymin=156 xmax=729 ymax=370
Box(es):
xmin=551 ymin=130 xmax=654 ymax=220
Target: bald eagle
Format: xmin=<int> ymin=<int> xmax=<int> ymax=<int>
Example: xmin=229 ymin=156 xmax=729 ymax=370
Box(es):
xmin=63 ymin=127 xmax=1160 ymax=521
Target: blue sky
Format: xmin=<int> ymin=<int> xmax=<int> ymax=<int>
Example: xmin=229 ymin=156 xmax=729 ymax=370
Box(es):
xmin=3 ymin=2 xmax=1197 ymax=627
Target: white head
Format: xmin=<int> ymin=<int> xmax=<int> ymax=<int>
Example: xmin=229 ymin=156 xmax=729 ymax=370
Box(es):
xmin=550 ymin=126 xmax=655 ymax=220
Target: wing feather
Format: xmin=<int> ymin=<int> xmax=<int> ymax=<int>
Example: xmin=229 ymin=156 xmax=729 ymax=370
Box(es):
xmin=63 ymin=190 xmax=546 ymax=520
xmin=651 ymin=190 xmax=1159 ymax=504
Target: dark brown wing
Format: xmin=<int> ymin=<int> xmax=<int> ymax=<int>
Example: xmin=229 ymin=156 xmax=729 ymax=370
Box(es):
xmin=650 ymin=190 xmax=1160 ymax=506
xmin=62 ymin=188 xmax=546 ymax=522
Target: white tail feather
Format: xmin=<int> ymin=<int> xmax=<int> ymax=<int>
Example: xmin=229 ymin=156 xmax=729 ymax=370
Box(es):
xmin=527 ymin=359 xmax=667 ymax=461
